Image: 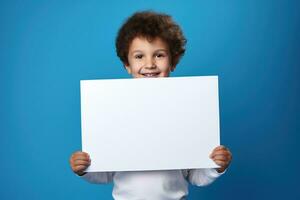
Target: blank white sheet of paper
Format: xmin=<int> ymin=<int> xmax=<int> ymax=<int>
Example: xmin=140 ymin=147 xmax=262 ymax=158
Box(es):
xmin=80 ymin=76 xmax=220 ymax=172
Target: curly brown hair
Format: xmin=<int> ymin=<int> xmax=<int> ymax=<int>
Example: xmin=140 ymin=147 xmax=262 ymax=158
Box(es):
xmin=115 ymin=11 xmax=187 ymax=69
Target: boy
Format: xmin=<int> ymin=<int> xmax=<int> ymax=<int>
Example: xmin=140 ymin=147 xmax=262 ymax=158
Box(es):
xmin=70 ymin=11 xmax=232 ymax=200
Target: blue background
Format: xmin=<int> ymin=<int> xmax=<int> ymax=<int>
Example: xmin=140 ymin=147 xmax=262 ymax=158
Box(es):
xmin=1 ymin=0 xmax=299 ymax=199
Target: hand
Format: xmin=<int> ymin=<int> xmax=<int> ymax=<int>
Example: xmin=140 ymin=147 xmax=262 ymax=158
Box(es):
xmin=210 ymin=145 xmax=232 ymax=173
xmin=69 ymin=151 xmax=91 ymax=176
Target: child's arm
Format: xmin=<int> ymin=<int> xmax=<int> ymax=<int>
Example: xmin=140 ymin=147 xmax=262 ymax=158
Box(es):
xmin=187 ymin=168 xmax=223 ymax=186
xmin=69 ymin=151 xmax=114 ymax=184
xmin=187 ymin=145 xmax=232 ymax=186
xmin=79 ymin=171 xmax=114 ymax=184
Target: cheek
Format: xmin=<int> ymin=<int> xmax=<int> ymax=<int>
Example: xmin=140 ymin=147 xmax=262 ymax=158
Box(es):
xmin=158 ymin=59 xmax=171 ymax=72
xmin=159 ymin=71 xmax=170 ymax=77
xmin=131 ymin=66 xmax=141 ymax=75
xmin=128 ymin=61 xmax=141 ymax=73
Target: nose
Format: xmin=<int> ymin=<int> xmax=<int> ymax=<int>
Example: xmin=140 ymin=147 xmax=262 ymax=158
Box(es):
xmin=144 ymin=57 xmax=156 ymax=69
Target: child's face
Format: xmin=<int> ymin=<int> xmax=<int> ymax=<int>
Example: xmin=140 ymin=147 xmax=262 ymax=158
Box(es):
xmin=125 ymin=37 xmax=174 ymax=78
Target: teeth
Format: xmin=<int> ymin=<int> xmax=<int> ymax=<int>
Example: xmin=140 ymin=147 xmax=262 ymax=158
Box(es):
xmin=143 ymin=73 xmax=159 ymax=77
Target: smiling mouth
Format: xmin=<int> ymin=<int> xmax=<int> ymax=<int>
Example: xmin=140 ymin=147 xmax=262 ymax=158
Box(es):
xmin=142 ymin=72 xmax=160 ymax=78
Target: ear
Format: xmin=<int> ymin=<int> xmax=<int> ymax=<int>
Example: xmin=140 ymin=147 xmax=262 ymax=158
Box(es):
xmin=124 ymin=63 xmax=132 ymax=74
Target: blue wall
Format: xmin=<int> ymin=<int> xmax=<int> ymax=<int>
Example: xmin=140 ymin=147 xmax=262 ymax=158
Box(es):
xmin=1 ymin=0 xmax=299 ymax=199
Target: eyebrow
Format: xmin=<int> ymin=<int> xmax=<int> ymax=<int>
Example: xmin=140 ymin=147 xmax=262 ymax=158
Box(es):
xmin=131 ymin=49 xmax=168 ymax=54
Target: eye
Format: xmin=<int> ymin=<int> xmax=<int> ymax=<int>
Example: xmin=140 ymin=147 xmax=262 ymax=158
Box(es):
xmin=135 ymin=54 xmax=143 ymax=59
xmin=155 ymin=53 xmax=166 ymax=58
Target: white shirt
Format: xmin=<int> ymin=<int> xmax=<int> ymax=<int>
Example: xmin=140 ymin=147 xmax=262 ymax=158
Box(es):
xmin=81 ymin=169 xmax=224 ymax=200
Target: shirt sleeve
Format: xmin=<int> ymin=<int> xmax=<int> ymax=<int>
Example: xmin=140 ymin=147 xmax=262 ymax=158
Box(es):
xmin=79 ymin=172 xmax=114 ymax=184
xmin=187 ymin=168 xmax=225 ymax=186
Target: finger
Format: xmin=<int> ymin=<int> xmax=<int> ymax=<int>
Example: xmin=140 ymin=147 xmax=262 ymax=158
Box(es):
xmin=70 ymin=157 xmax=90 ymax=168
xmin=210 ymin=151 xmax=231 ymax=158
xmin=210 ymin=146 xmax=229 ymax=156
xmin=211 ymin=155 xmax=228 ymax=161
xmin=211 ymin=151 xmax=231 ymax=159
xmin=72 ymin=155 xmax=91 ymax=162
xmin=212 ymin=147 xmax=231 ymax=154
xmin=212 ymin=156 xmax=232 ymax=165
xmin=211 ymin=149 xmax=230 ymax=155
xmin=73 ymin=160 xmax=91 ymax=166
xmin=212 ymin=147 xmax=231 ymax=153
xmin=214 ymin=160 xmax=227 ymax=167
xmin=213 ymin=145 xmax=227 ymax=151
xmin=72 ymin=151 xmax=90 ymax=158
xmin=213 ymin=159 xmax=230 ymax=167
xmin=73 ymin=165 xmax=88 ymax=172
